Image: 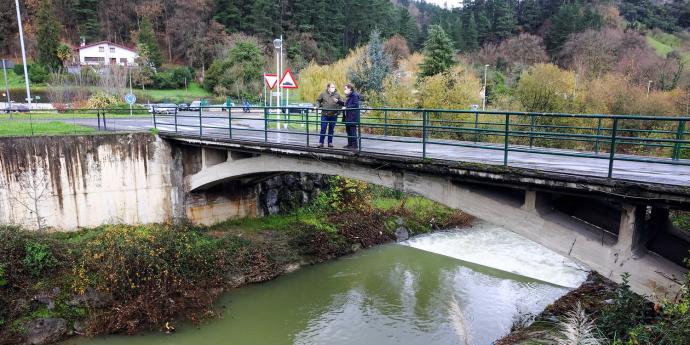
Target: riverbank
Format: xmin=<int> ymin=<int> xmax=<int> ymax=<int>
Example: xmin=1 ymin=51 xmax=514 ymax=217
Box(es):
xmin=496 ymin=270 xmax=690 ymax=344
xmin=0 ymin=179 xmax=472 ymax=345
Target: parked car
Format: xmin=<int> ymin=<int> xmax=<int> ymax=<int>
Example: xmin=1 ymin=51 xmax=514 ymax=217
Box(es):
xmin=188 ymin=101 xmax=202 ymax=111
xmin=177 ymin=103 xmax=189 ymax=111
xmin=287 ymin=103 xmax=314 ymax=114
xmin=152 ymin=103 xmax=177 ymax=114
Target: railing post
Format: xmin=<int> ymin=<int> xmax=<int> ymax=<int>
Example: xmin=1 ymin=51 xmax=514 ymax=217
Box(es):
xmin=357 ymin=111 xmax=362 ymax=153
xmin=305 ymin=109 xmax=310 ymax=146
xmin=474 ymin=111 xmax=479 ymax=143
xmin=422 ymin=111 xmax=428 ymax=159
xmin=608 ymin=118 xmax=619 ymax=178
xmin=384 ymin=109 xmax=388 ymax=136
xmin=594 ymin=118 xmax=602 ymax=154
xmin=228 ymin=106 xmax=232 ymax=139
xmin=529 ymin=114 xmax=535 ymax=149
xmin=102 ymin=109 xmax=107 ymax=131
xmin=152 ymin=108 xmax=157 ymax=129
xmin=672 ymin=120 xmax=685 ymax=160
xmin=173 ymin=107 xmax=178 ymax=133
xmin=264 ymin=107 xmax=269 ymax=143
xmin=96 ymin=109 xmax=101 ymax=131
xmin=504 ymin=113 xmax=510 ymax=166
xmin=198 ymin=106 xmax=203 ymax=138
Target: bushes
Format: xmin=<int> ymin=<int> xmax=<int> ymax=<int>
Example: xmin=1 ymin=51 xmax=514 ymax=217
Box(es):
xmin=12 ymin=64 xmax=50 ymax=83
xmin=152 ymin=67 xmax=193 ymax=89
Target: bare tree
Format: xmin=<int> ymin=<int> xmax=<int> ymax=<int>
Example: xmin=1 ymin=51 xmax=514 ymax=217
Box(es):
xmin=0 ymin=167 xmax=52 ymax=231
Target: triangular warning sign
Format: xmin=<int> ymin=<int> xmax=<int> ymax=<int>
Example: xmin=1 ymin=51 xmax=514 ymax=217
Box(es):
xmin=264 ymin=74 xmax=278 ymax=89
xmin=279 ymin=69 xmax=298 ymax=89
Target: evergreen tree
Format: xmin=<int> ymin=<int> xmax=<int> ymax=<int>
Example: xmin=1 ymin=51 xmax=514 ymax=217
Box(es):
xmin=37 ymin=0 xmax=61 ymax=69
xmin=250 ymin=0 xmax=280 ymax=37
xmin=475 ymin=9 xmax=491 ymax=46
xmin=74 ymin=0 xmax=99 ymax=41
xmin=463 ymin=14 xmax=479 ymax=51
xmin=518 ymin=0 xmax=542 ymax=32
xmin=544 ymin=3 xmax=602 ymax=54
xmin=348 ymin=29 xmax=392 ymax=93
xmin=398 ymin=7 xmax=419 ymax=47
xmin=136 ymin=18 xmax=162 ymax=68
xmin=420 ymin=25 xmax=455 ymax=77
xmin=491 ymin=0 xmax=517 ymax=41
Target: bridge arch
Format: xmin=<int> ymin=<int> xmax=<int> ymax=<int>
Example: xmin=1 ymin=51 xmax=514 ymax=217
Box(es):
xmin=188 ymin=151 xmax=685 ymax=298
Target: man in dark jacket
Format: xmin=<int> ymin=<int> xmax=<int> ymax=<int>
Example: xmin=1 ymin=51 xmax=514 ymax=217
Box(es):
xmin=315 ymin=82 xmax=342 ymax=148
xmin=342 ymin=83 xmax=360 ymax=149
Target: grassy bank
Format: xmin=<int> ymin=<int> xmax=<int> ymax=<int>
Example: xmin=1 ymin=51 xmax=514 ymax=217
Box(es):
xmin=0 ymin=120 xmax=94 ymax=137
xmin=0 ymin=178 xmax=472 ymax=343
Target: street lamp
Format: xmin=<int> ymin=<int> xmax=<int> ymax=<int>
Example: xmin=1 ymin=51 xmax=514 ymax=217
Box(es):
xmin=482 ymin=64 xmax=489 ymax=111
xmin=647 ymin=80 xmax=653 ymax=97
xmin=14 ymin=0 xmax=31 ymax=109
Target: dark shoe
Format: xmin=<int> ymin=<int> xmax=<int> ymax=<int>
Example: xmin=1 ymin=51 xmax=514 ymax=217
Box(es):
xmin=315 ymin=144 xmax=324 ymax=148
xmin=343 ymin=145 xmax=352 ymax=149
xmin=328 ymin=143 xmax=334 ymax=148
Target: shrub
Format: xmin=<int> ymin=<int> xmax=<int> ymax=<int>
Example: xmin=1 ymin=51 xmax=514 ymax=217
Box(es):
xmin=76 ymin=224 xmax=228 ymax=334
xmin=598 ymin=273 xmax=652 ymax=341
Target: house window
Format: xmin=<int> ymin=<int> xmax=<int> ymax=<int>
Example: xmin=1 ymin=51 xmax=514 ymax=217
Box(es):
xmin=120 ymin=58 xmax=127 ymax=64
xmin=110 ymin=47 xmax=115 ymax=53
xmin=99 ymin=46 xmax=104 ymax=52
xmin=84 ymin=57 xmax=105 ymax=63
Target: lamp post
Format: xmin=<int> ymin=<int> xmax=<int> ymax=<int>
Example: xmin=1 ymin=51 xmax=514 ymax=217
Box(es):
xmin=273 ymin=36 xmax=284 ymax=129
xmin=14 ymin=0 xmax=31 ymax=109
xmin=482 ymin=64 xmax=489 ymax=111
xmin=2 ymin=59 xmax=11 ymax=114
xmin=647 ymin=80 xmax=653 ymax=97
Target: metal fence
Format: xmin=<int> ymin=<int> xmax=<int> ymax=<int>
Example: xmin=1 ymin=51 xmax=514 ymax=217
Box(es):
xmin=2 ymin=106 xmax=687 ymax=180
xmin=150 ymin=106 xmax=690 ymax=179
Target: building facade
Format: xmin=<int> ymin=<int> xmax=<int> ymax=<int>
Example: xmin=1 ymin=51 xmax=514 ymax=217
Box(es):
xmin=74 ymin=41 xmax=138 ymax=66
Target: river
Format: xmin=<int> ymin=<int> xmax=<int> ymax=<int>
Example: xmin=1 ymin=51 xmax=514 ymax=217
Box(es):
xmin=62 ymin=221 xmax=588 ymax=345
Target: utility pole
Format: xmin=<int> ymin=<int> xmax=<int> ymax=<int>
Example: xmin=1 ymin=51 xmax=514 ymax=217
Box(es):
xmin=14 ymin=0 xmax=31 ymax=109
xmin=2 ymin=59 xmax=11 ymax=115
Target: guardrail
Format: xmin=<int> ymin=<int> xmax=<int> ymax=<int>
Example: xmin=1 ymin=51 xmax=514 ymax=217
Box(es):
xmin=149 ymin=105 xmax=690 ymax=179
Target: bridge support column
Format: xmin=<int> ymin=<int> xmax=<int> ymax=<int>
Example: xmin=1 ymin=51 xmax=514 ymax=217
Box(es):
xmin=202 ymin=147 xmax=228 ymax=168
xmin=615 ymin=204 xmax=647 ymax=257
xmin=521 ymin=190 xmax=551 ymax=214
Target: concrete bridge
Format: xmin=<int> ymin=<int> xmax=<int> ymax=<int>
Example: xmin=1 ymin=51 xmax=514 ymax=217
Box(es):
xmin=145 ymin=110 xmax=690 ymax=296
xmin=159 ymin=128 xmax=689 ymax=298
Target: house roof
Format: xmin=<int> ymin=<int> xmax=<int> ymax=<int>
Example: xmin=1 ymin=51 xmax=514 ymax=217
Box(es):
xmin=74 ymin=41 xmax=137 ymax=53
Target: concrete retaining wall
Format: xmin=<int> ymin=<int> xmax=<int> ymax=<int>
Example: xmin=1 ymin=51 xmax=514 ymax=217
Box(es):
xmin=0 ymin=134 xmax=176 ymax=230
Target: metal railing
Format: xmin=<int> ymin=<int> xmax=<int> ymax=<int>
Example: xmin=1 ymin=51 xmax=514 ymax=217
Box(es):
xmin=149 ymin=105 xmax=690 ymax=179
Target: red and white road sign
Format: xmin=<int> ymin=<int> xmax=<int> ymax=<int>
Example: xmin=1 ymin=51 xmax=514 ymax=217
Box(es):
xmin=264 ymin=74 xmax=278 ymax=89
xmin=279 ymin=68 xmax=298 ymax=89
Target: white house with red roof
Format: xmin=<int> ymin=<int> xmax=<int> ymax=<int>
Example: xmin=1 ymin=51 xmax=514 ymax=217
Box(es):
xmin=74 ymin=41 xmax=138 ymax=66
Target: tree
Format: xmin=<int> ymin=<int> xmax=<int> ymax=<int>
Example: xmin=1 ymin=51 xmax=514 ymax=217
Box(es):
xmin=515 ymin=63 xmax=577 ymax=113
xmin=56 ymin=43 xmax=73 ymax=66
xmin=203 ymin=41 xmax=265 ymax=100
xmin=491 ymin=0 xmax=517 ymax=42
xmin=419 ymin=25 xmax=455 ymax=78
xmin=136 ymin=18 xmax=162 ymax=68
xmin=544 ymin=4 xmax=603 ymax=54
xmin=463 ymin=13 xmax=479 ymax=51
xmin=348 ymin=30 xmax=392 ymax=94
xmin=37 ymin=0 xmax=61 ymax=69
xmin=74 ymin=0 xmax=100 ymax=41
xmin=384 ymin=34 xmax=411 ymax=68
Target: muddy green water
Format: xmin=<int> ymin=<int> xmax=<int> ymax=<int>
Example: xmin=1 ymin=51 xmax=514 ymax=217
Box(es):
xmin=63 ymin=223 xmax=586 ymax=345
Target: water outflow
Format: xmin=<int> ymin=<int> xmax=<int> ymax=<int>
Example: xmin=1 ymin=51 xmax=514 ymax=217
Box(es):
xmin=402 ymin=221 xmax=589 ymax=288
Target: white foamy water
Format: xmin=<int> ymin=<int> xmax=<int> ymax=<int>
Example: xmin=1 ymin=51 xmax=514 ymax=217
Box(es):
xmin=402 ymin=221 xmax=589 ymax=288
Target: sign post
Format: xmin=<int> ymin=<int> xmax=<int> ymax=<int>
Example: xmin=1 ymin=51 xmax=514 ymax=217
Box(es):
xmin=2 ymin=59 xmax=10 ymax=115
xmin=279 ymin=68 xmax=298 ymax=129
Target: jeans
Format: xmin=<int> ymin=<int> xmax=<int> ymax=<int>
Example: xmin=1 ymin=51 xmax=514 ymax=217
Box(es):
xmin=345 ymin=117 xmax=358 ymax=147
xmin=319 ymin=115 xmax=337 ymax=144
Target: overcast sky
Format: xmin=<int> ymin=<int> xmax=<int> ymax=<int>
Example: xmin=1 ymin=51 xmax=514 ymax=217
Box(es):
xmin=423 ymin=0 xmax=463 ymax=8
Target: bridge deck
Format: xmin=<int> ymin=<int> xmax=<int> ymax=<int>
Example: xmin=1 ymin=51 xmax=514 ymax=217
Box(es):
xmin=69 ymin=112 xmax=690 ymax=188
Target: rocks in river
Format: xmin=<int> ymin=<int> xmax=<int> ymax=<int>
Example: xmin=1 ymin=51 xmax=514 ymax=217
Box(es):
xmin=394 ymin=226 xmax=410 ymax=242
xmin=258 ymin=173 xmax=330 ymax=215
xmin=24 ymin=318 xmax=67 ymax=345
